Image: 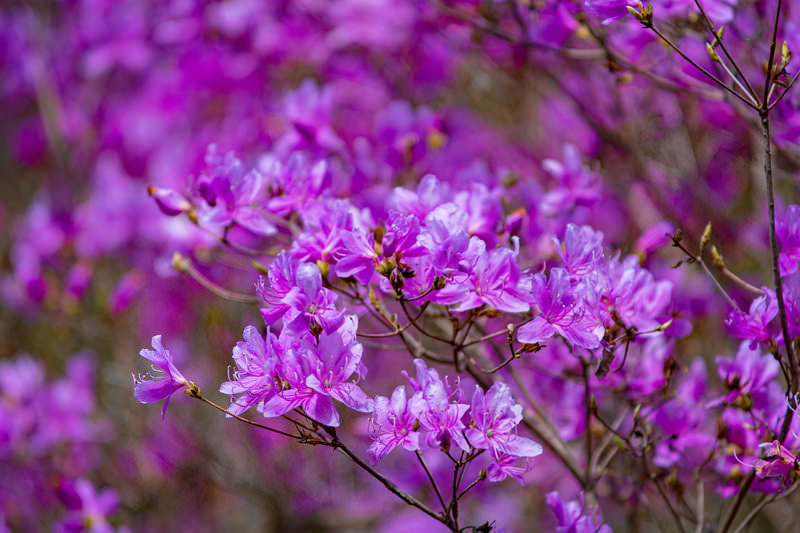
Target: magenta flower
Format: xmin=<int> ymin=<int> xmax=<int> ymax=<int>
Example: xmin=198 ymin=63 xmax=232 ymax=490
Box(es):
xmin=147 ymin=186 xmax=191 ymax=216
xmin=264 ymin=153 xmax=328 ymax=216
xmin=219 ymin=326 xmax=280 ymax=416
xmin=754 ymin=441 xmax=798 ymax=481
xmin=553 ymin=224 xmax=604 ymax=278
xmin=584 ymin=0 xmax=640 ymax=25
xmin=289 ymin=198 xmax=363 ymax=264
xmin=777 ymin=205 xmax=800 ymax=276
xmin=465 ymin=383 xmax=542 ymax=460
xmin=133 ymin=335 xmax=187 ymax=421
xmin=433 ymin=241 xmax=530 ymax=313
xmin=409 ymin=379 xmax=470 ymax=452
xmin=402 ymin=358 xmax=469 ymax=451
xmin=381 ymin=211 xmax=426 ymax=259
xmin=546 ymin=491 xmax=612 ymax=533
xmin=194 ymin=146 xmax=276 ymax=237
xmin=56 ymin=479 xmax=119 ymax=533
xmin=335 ymin=229 xmax=378 ymax=284
xmin=257 ymin=252 xmax=343 ymax=334
xmin=725 ymin=289 xmax=777 ymax=349
xmin=783 ymin=270 xmax=800 ymax=338
xmin=517 ymin=268 xmax=604 ymax=349
xmin=540 ymin=144 xmax=601 ymax=215
xmin=391 ymin=174 xmax=450 ymax=224
xmin=715 ymin=342 xmax=779 ymax=406
xmin=486 ymin=453 xmax=532 ymax=485
xmin=280 ymin=79 xmax=343 ymax=152
xmin=367 ymin=385 xmax=420 ymax=464
xmin=260 ymin=317 xmax=373 ymax=427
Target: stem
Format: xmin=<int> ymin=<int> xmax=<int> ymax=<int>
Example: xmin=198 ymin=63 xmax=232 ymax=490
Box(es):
xmin=719 ymin=473 xmax=755 ymax=533
xmin=671 ymin=237 xmax=741 ymax=312
xmin=646 ymin=23 xmax=759 ymax=110
xmin=731 ymin=482 xmax=800 ymax=533
xmin=716 ymin=55 xmax=759 ymax=106
xmin=640 ymin=450 xmax=686 ymax=533
xmin=718 ymin=266 xmax=766 ymax=295
xmin=456 ymin=476 xmax=483 ymax=500
xmin=583 ymin=361 xmax=594 ymax=494
xmin=762 ymin=0 xmax=784 ymax=105
xmin=760 ymin=112 xmax=797 ymax=384
xmin=326 ymin=428 xmax=447 ymax=526
xmin=721 ymin=110 xmax=798 ymax=533
xmin=694 ymin=481 xmax=704 ymax=533
xmin=191 ymin=391 xmax=301 ymax=440
xmin=692 ymin=0 xmax=759 ymax=103
xmin=178 ymin=259 xmax=260 ymax=304
xmin=482 ymin=352 xmax=518 ymax=374
xmin=768 ymin=70 xmax=800 ymax=110
xmin=416 ymin=451 xmax=449 ymax=514
xmin=399 ymin=298 xmax=454 ymax=344
xmin=451 ymin=459 xmax=460 ymax=530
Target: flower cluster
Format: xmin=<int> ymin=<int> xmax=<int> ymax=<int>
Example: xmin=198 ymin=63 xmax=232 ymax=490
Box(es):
xmin=368 ymin=359 xmax=543 ymax=484
xmin=7 ymin=0 xmax=800 ymax=531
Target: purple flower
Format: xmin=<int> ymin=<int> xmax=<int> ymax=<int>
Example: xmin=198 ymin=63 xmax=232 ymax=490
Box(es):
xmin=65 ymin=262 xmax=93 ymax=300
xmin=585 ymin=0 xmax=639 ymax=24
xmin=432 ymin=240 xmax=530 ymax=313
xmin=715 ymin=342 xmax=779 ymax=407
xmin=635 ymin=221 xmax=673 ymax=255
xmin=592 ymin=255 xmax=673 ymax=331
xmin=263 ymin=153 xmax=328 ymax=216
xmin=280 ymin=79 xmax=343 ymax=152
xmin=261 ymin=317 xmax=373 ymax=427
xmin=777 ymin=205 xmax=800 ymax=276
xmin=409 ymin=379 xmax=470 ymax=452
xmin=367 ymin=385 xmax=420 ymax=464
xmin=256 ymin=251 xmax=343 ymax=334
xmin=391 ymin=174 xmax=449 ymax=221
xmin=540 ymin=144 xmax=601 ymax=215
xmin=56 ymin=479 xmax=119 ymax=533
xmin=553 ymin=224 xmax=604 ymax=278
xmin=465 ymin=383 xmax=542 ymax=460
xmin=194 ymin=146 xmax=276 ymax=237
xmin=546 ymin=491 xmax=612 ymax=533
xmin=219 ymin=326 xmax=280 ymax=416
xmin=133 ymin=335 xmax=187 ymax=421
xmin=754 ymin=441 xmax=798 ymax=481
xmin=651 ymin=360 xmax=715 ymax=469
xmin=289 ymin=198 xmax=364 ymax=264
xmin=725 ymin=289 xmax=777 ymax=349
xmin=416 ymin=218 xmax=470 ymax=277
xmin=381 ymin=211 xmax=426 ymax=259
xmin=783 ymin=270 xmax=800 ymax=338
xmin=335 ymin=229 xmax=378 ymax=284
xmin=517 ymin=268 xmax=604 ymax=349
xmin=147 ymin=186 xmax=191 ymax=216
xmin=486 ymin=453 xmax=532 ymax=485
xmin=453 ymin=182 xmax=503 ymax=242
xmin=403 ymin=359 xmax=470 ymax=451
xmin=107 ymin=269 xmax=145 ymax=315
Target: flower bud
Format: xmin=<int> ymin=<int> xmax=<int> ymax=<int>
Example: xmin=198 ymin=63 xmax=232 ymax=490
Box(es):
xmin=148 ymin=186 xmax=191 ymax=216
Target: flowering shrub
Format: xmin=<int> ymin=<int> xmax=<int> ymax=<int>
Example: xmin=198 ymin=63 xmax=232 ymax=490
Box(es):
xmin=4 ymin=0 xmax=800 ymax=531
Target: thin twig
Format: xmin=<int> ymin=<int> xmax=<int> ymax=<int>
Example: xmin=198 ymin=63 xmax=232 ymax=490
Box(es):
xmin=693 ymin=0 xmax=759 ymax=103
xmin=325 ymin=427 xmax=448 ymax=526
xmin=416 ymin=451 xmax=449 ymax=514
xmin=645 ymin=23 xmax=759 ymax=110
xmin=762 ymin=0 xmax=784 ymax=106
xmin=671 ymin=236 xmax=741 ymax=312
xmin=173 ymin=254 xmax=259 ymax=304
xmin=730 ymin=482 xmax=800 ymax=533
xmin=189 ymin=390 xmax=302 ymax=440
